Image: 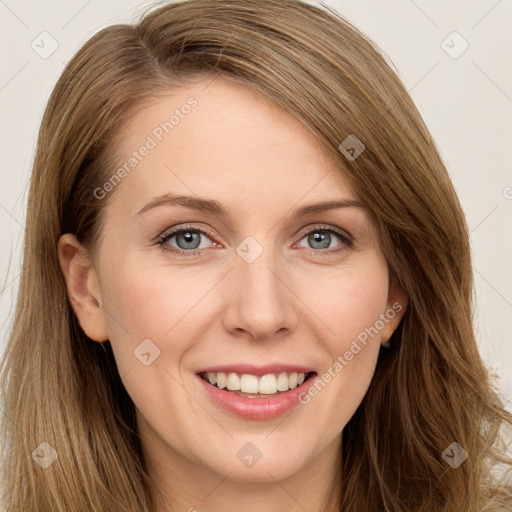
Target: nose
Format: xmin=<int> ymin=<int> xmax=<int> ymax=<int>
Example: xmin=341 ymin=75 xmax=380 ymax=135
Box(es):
xmin=222 ymin=242 xmax=299 ymax=341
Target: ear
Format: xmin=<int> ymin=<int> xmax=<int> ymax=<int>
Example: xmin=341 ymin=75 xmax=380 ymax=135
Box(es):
xmin=57 ymin=233 xmax=109 ymax=342
xmin=381 ymin=274 xmax=408 ymax=345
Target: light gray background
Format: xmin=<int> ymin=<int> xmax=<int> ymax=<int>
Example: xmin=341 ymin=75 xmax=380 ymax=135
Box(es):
xmin=1 ymin=1 xmax=511 ymax=409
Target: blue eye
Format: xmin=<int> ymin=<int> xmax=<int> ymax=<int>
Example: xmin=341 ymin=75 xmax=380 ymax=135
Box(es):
xmin=157 ymin=223 xmax=353 ymax=257
xmin=158 ymin=225 xmax=215 ymax=257
xmin=296 ymin=227 xmax=352 ymax=252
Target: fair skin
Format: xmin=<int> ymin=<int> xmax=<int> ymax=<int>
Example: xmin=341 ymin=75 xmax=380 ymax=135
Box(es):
xmin=58 ymin=77 xmax=407 ymax=512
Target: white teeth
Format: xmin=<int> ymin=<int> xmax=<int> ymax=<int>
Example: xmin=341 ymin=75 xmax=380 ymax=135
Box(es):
xmin=202 ymin=371 xmax=309 ymax=393
xmin=216 ymin=372 xmax=227 ymax=389
xmin=226 ymin=372 xmax=240 ymax=390
xmin=258 ymin=374 xmax=277 ymax=394
xmin=240 ymin=374 xmax=259 ymax=393
xmin=276 ymin=372 xmax=289 ymax=391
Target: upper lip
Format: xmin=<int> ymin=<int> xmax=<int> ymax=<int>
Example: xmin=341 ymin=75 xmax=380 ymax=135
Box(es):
xmin=196 ymin=363 xmax=316 ymax=377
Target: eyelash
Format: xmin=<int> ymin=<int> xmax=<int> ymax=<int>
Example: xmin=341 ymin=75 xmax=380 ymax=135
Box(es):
xmin=156 ymin=223 xmax=353 ymax=257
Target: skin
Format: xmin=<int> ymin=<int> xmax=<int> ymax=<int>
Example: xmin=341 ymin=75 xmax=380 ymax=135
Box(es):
xmin=58 ymin=77 xmax=408 ymax=512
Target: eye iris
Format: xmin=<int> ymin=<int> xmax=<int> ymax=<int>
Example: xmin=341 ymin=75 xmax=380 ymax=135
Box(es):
xmin=168 ymin=229 xmax=339 ymax=252
xmin=177 ymin=231 xmax=200 ymax=250
xmin=309 ymin=231 xmax=330 ymax=249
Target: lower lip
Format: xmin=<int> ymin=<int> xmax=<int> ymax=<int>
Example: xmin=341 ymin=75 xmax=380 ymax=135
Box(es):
xmin=196 ymin=373 xmax=318 ymax=420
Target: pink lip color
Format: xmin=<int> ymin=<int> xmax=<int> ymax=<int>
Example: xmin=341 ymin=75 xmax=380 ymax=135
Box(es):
xmin=196 ymin=372 xmax=318 ymax=421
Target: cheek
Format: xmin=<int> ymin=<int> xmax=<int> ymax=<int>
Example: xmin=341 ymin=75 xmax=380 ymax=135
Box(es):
xmin=304 ymin=261 xmax=390 ymax=346
xmin=303 ymin=263 xmax=389 ymax=408
xmin=97 ymin=255 xmax=205 ymax=367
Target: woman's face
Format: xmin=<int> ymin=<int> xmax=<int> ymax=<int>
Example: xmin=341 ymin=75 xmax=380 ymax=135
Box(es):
xmin=60 ymin=77 xmax=406 ymax=489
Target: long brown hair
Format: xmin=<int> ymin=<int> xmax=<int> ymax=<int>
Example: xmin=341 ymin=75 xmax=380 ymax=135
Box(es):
xmin=1 ymin=0 xmax=511 ymax=510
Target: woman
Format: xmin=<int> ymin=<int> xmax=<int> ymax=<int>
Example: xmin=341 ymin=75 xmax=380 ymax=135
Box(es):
xmin=1 ymin=0 xmax=511 ymax=510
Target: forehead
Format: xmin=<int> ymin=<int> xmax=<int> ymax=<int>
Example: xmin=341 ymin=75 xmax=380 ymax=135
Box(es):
xmin=106 ymin=77 xmax=358 ymax=217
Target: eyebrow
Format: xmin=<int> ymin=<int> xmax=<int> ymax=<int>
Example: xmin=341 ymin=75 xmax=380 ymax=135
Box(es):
xmin=135 ymin=193 xmax=365 ymax=218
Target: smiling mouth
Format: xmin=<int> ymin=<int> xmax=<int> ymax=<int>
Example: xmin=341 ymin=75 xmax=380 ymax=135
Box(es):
xmin=198 ymin=371 xmax=317 ymax=398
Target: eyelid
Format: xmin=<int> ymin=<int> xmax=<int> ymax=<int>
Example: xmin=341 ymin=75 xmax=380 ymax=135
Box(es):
xmin=295 ymin=223 xmax=353 ymax=245
xmin=156 ymin=222 xmax=354 ymax=256
xmin=157 ymin=223 xmax=216 ymax=243
xmin=156 ymin=223 xmax=219 ymax=254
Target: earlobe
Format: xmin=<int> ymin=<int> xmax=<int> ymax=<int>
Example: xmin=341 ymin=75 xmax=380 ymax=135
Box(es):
xmin=381 ymin=278 xmax=408 ymax=345
xmin=57 ymin=233 xmax=109 ymax=342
